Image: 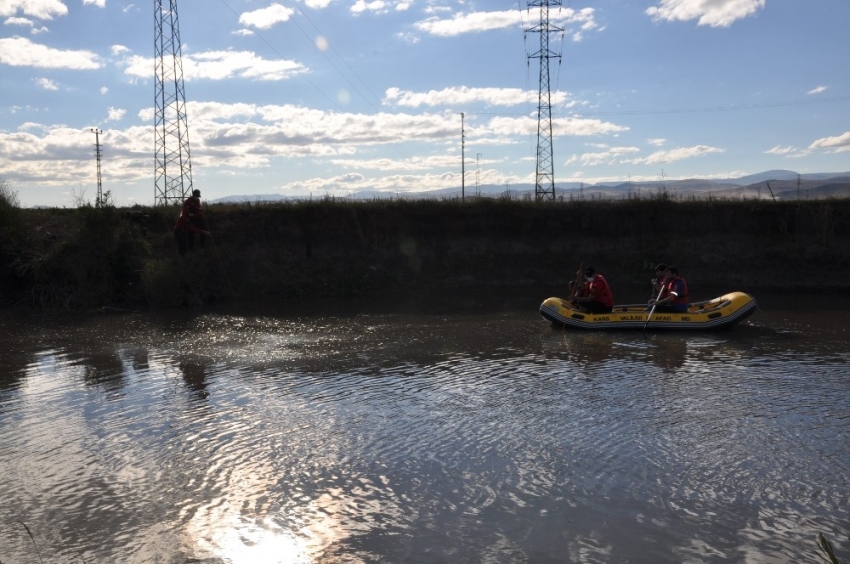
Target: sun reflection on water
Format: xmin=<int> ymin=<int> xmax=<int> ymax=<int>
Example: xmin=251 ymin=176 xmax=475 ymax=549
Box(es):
xmin=193 ymin=515 xmax=312 ymax=564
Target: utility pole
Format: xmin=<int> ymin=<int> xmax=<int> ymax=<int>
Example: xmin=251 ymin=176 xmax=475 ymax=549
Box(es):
xmin=526 ymin=0 xmax=563 ymax=202
xmin=460 ymin=112 xmax=465 ymax=201
xmin=476 ymin=153 xmax=482 ymax=195
xmin=91 ymin=128 xmax=103 ymax=207
xmin=154 ymin=0 xmax=194 ymax=206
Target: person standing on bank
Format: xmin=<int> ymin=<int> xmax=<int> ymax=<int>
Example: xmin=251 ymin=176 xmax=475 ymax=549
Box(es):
xmin=183 ymin=190 xmax=209 ymax=251
xmin=650 ymin=266 xmax=689 ymax=313
xmin=572 ymin=266 xmax=614 ymax=314
xmin=174 ymin=198 xmax=211 ymax=257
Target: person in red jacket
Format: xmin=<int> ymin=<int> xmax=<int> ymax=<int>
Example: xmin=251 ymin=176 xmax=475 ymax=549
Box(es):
xmin=650 ymin=266 xmax=689 ymax=313
xmin=174 ymin=189 xmax=211 ymax=256
xmin=183 ymin=190 xmax=207 ymax=251
xmin=572 ymin=266 xmax=614 ymax=314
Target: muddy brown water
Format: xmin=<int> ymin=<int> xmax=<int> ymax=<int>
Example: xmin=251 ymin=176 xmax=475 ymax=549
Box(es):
xmin=0 ymin=289 xmax=848 ymax=563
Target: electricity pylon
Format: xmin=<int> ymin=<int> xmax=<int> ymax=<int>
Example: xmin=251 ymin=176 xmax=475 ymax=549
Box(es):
xmin=154 ymin=0 xmax=194 ymax=206
xmin=526 ymin=1 xmax=563 ymax=202
xmin=91 ymin=128 xmax=104 ymax=207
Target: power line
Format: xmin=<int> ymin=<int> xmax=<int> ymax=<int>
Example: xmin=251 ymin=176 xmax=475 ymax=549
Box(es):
xmin=581 ymin=95 xmax=850 ymax=116
xmin=295 ymin=7 xmax=385 ymax=110
xmin=465 ymin=94 xmax=850 ymax=117
xmin=217 ymin=0 xmax=387 ymax=113
xmin=215 ymin=0 xmax=344 ymax=112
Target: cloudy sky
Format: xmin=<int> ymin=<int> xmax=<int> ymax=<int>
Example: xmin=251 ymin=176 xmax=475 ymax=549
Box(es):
xmin=1 ymin=0 xmax=848 ymax=206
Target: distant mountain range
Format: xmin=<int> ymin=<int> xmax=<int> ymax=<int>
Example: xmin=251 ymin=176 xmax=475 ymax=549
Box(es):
xmin=212 ymin=170 xmax=850 ymax=203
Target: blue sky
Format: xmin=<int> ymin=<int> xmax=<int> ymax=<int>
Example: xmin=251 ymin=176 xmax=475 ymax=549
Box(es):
xmin=1 ymin=0 xmax=848 ymax=207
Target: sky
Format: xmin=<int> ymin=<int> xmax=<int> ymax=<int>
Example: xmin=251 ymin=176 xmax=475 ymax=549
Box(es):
xmin=1 ymin=0 xmax=848 ymax=207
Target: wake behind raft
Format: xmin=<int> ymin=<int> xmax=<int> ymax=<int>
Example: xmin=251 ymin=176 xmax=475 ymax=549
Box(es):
xmin=540 ymin=291 xmax=757 ymax=331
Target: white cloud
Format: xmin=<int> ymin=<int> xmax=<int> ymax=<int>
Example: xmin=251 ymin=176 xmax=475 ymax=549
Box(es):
xmin=415 ymin=7 xmax=597 ymax=37
xmin=279 ymin=170 xmax=485 ymax=196
xmin=0 ymin=125 xmax=144 ymax=186
xmin=808 ymin=131 xmax=850 ymax=153
xmin=806 ymin=85 xmax=828 ymax=95
xmin=0 ymin=37 xmax=101 ymax=69
xmin=487 ymin=115 xmax=627 ymax=137
xmin=764 ymin=145 xmax=797 ymax=155
xmin=232 ymin=29 xmax=254 ymax=36
xmin=107 ymin=107 xmax=126 ymax=121
xmin=384 ymin=86 xmax=566 ymax=108
xmin=330 ymin=155 xmax=459 ymax=171
xmin=134 ymin=101 xmax=461 ymax=156
xmin=111 ymin=44 xmax=130 ymax=56
xmin=647 ymin=138 xmax=666 ymax=146
xmin=238 ymin=3 xmax=295 ymax=30
xmin=567 ymin=146 xmax=641 ymax=166
xmin=35 ymin=77 xmax=58 ymax=90
xmin=82 ymin=0 xmax=106 ymax=7
xmin=122 ymin=50 xmax=307 ymax=81
xmin=646 ymin=0 xmax=765 ymax=28
xmin=627 ymin=145 xmax=723 ymax=165
xmin=100 ymin=86 xmax=108 ymax=94
xmin=4 ymin=16 xmax=34 ymax=26
xmin=0 ymin=0 xmax=67 ymax=20
xmin=304 ymin=0 xmax=332 ymax=7
xmin=18 ymin=122 xmax=49 ymax=132
xmin=351 ymin=0 xmax=386 ymax=15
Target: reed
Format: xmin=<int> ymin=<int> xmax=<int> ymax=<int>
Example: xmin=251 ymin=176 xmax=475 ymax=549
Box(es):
xmin=18 ymin=521 xmax=44 ymax=564
xmin=817 ymin=532 xmax=841 ymax=564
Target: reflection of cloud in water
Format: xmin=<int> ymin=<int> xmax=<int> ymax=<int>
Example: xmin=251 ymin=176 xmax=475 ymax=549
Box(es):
xmin=184 ymin=462 xmax=407 ymax=563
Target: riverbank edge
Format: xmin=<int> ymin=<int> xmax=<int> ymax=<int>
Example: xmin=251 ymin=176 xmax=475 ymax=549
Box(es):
xmin=1 ymin=197 xmax=848 ymax=310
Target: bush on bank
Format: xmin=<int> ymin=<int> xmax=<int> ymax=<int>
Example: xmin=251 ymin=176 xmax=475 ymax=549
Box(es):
xmin=1 ymin=192 xmax=849 ymax=310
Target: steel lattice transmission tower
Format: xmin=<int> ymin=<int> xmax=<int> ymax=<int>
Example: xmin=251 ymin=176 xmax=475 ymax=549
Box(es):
xmin=154 ymin=0 xmax=194 ymax=206
xmin=526 ymin=0 xmax=563 ymax=202
xmin=91 ymin=128 xmax=104 ymax=207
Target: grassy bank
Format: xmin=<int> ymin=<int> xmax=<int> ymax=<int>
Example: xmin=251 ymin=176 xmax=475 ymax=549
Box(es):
xmin=1 ymin=193 xmax=849 ymax=310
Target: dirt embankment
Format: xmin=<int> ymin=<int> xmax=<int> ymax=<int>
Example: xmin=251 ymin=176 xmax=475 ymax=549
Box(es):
xmin=1 ymin=197 xmax=848 ymax=309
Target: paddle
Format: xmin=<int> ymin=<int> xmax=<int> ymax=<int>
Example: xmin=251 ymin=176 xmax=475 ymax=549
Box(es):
xmin=643 ymin=284 xmax=666 ymax=331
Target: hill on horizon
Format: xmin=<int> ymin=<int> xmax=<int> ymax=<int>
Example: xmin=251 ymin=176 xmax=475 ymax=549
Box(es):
xmin=211 ymin=170 xmax=850 ymax=204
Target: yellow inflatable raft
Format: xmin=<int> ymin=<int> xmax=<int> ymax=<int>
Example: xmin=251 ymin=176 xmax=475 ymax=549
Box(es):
xmin=540 ymin=291 xmax=757 ymax=331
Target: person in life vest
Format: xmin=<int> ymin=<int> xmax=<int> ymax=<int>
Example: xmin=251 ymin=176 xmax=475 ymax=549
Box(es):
xmin=649 ymin=266 xmax=689 ymax=313
xmin=183 ymin=190 xmax=207 ymax=251
xmin=650 ymin=263 xmax=668 ymax=299
xmin=572 ymin=266 xmax=614 ymax=314
xmin=174 ymin=189 xmax=211 ymax=256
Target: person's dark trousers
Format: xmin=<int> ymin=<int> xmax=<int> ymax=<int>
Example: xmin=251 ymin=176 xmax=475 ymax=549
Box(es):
xmin=586 ymin=301 xmax=613 ymax=314
xmin=175 ymin=228 xmax=189 ymax=256
xmin=188 ymin=217 xmax=207 ymax=250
